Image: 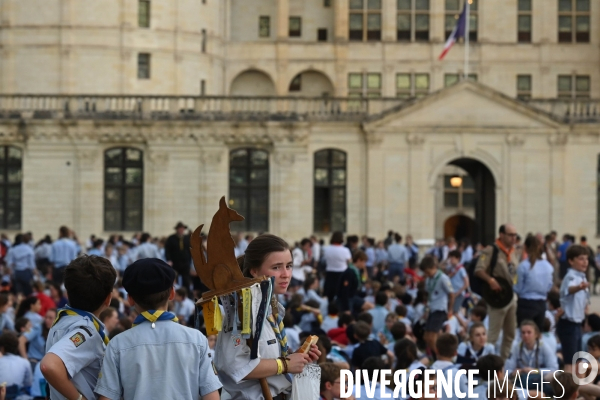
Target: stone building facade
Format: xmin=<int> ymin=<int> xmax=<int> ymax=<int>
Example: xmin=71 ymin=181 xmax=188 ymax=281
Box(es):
xmin=0 ymin=0 xmax=598 ymax=244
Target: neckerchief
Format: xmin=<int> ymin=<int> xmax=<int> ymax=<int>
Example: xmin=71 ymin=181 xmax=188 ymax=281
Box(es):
xmin=132 ymin=310 xmax=178 ymax=327
xmin=445 ymin=264 xmax=463 ymax=278
xmin=426 ymin=270 xmax=442 ymax=294
xmin=495 ymin=239 xmax=514 ymax=263
xmin=53 ymin=305 xmax=109 ymax=345
xmin=467 ymin=342 xmax=485 ymax=361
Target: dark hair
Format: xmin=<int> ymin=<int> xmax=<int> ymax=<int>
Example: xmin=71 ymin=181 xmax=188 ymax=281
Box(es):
xmin=419 ymin=255 xmax=437 ymax=271
xmin=542 ymin=318 xmax=551 ymax=333
xmin=586 ymin=313 xmax=600 ymax=331
xmin=547 ymin=289 xmax=560 ymax=309
xmin=394 ymin=233 xmax=402 ymax=243
xmin=357 ymin=312 xmax=373 ymax=325
xmin=448 ymin=250 xmax=462 ymax=260
xmin=353 ymin=321 xmax=371 ymax=340
xmin=240 ymin=234 xmax=291 ymax=278
xmin=15 ymin=317 xmax=30 ymax=333
xmin=0 ymin=331 xmax=19 ymax=355
xmin=99 ymin=307 xmax=117 ymax=324
xmin=64 ymin=255 xmax=117 ymax=312
xmin=566 ymin=244 xmax=588 ymax=261
xmin=361 ymin=356 xmax=388 ymax=380
xmin=587 ymin=334 xmax=600 ymax=350
xmin=414 ymin=289 xmax=427 ymax=305
xmin=338 ymin=313 xmax=354 ymax=328
xmin=175 ymin=287 xmax=188 ymax=298
xmin=581 ymin=236 xmax=588 ymax=242
xmin=395 ymin=304 xmax=407 ymax=317
xmin=367 ymin=238 xmax=375 ymax=247
xmin=16 ymin=296 xmax=39 ymax=319
xmin=375 ymin=291 xmax=388 ymax=306
xmin=524 ymin=235 xmax=543 ymax=267
xmin=477 ymin=355 xmax=504 ymax=381
xmin=14 ymin=233 xmax=23 ymax=245
xmin=304 ymin=275 xmax=318 ymax=293
xmin=436 ymin=333 xmax=458 ymax=357
xmin=131 ymin=288 xmax=172 ymax=311
xmin=109 ymin=327 xmax=125 ymax=339
xmin=470 ymin=306 xmax=487 ymax=320
xmin=327 ymin=302 xmax=339 ymax=316
xmin=300 ymin=238 xmax=312 ymax=247
xmin=59 ymin=226 xmax=70 ymax=238
xmin=140 ymin=233 xmax=151 ymax=243
xmin=352 ymin=250 xmax=367 ymax=263
xmin=498 ymin=225 xmax=507 ymax=234
xmin=551 ymin=372 xmax=578 ymax=400
xmin=319 ymin=362 xmax=342 ymax=392
xmin=0 ymin=293 xmax=9 ymax=308
xmin=394 ymin=338 xmax=418 ymax=369
xmin=390 ymin=321 xmax=407 ymax=341
xmin=330 ymin=232 xmax=344 ymax=245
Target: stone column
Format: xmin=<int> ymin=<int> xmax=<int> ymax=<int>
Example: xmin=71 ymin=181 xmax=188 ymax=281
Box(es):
xmin=381 ymin=0 xmax=396 ymax=42
xmin=277 ymin=0 xmax=289 ymax=40
xmin=548 ymin=132 xmax=567 ymax=233
xmin=406 ymin=133 xmax=427 ymax=239
xmin=429 ymin=0 xmax=445 ymax=43
xmin=333 ymin=0 xmax=349 ymax=41
xmin=364 ymin=130 xmax=385 ymax=237
xmin=146 ymin=148 xmax=171 ymax=234
xmin=505 ymin=134 xmax=526 ymax=228
xmin=199 ymin=146 xmax=227 ymax=225
xmin=74 ymin=146 xmax=101 ymax=236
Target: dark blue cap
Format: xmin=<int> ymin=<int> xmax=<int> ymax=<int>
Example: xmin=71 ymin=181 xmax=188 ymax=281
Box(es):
xmin=122 ymin=258 xmax=175 ymax=296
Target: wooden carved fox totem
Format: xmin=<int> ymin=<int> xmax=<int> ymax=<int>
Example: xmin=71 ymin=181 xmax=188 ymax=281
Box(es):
xmin=190 ymin=196 xmax=246 ymax=291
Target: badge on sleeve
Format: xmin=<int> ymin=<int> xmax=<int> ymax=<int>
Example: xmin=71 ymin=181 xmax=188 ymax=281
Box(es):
xmin=70 ymin=332 xmax=86 ymax=347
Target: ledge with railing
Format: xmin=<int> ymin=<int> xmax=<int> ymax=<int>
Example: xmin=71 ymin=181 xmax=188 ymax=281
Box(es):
xmin=0 ymin=95 xmax=597 ymax=123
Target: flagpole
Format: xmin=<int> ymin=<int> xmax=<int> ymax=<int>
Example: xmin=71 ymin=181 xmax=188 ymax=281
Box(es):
xmin=464 ymin=0 xmax=471 ymax=80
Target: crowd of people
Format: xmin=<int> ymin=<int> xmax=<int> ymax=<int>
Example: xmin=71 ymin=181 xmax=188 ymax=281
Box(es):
xmin=0 ymin=221 xmax=599 ymax=399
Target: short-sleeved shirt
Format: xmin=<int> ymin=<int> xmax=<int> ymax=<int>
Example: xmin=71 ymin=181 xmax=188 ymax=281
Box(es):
xmin=45 ymin=312 xmax=107 ymax=400
xmin=504 ymin=340 xmax=558 ymax=373
xmin=95 ymin=320 xmax=221 ymax=400
xmin=23 ymin=322 xmax=46 ymax=360
xmin=0 ymin=353 xmax=32 ymax=388
xmin=475 ymin=244 xmax=520 ymax=286
xmin=514 ymin=259 xmax=554 ymax=300
xmin=0 ymin=312 xmax=15 ymax=332
xmin=446 ymin=265 xmax=467 ymax=293
xmin=559 ymin=268 xmax=590 ymax=323
xmin=323 ymin=245 xmax=352 ymax=273
xmin=214 ymin=303 xmax=291 ymax=400
xmin=425 ymin=270 xmax=454 ymax=312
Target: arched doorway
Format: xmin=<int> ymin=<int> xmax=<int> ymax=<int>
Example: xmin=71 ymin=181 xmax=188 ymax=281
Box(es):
xmin=444 ymin=215 xmax=476 ymax=243
xmin=230 ymin=69 xmax=276 ymax=96
xmin=288 ymin=70 xmax=334 ymax=97
xmin=436 ymin=158 xmax=496 ymax=246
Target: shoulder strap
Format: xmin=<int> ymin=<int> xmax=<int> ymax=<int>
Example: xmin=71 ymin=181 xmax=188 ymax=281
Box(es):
xmin=489 ymin=244 xmax=499 ymax=276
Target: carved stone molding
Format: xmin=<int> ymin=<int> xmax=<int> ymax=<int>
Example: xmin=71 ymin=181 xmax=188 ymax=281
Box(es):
xmin=201 ymin=150 xmax=223 ymax=165
xmin=548 ymin=133 xmax=568 ymax=146
xmin=505 ymin=134 xmax=525 ymax=147
xmin=273 ymin=152 xmax=295 ymax=166
xmin=364 ymin=128 xmax=384 ymax=145
xmin=406 ymin=133 xmax=425 ymax=146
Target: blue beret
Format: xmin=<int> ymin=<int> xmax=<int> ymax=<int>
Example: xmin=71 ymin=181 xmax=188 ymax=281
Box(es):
xmin=122 ymin=258 xmax=175 ymax=296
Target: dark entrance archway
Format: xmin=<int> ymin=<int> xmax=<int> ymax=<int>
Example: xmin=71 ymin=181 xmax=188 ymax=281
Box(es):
xmin=447 ymin=158 xmax=496 ymax=246
xmin=444 ymin=215 xmax=476 ymax=243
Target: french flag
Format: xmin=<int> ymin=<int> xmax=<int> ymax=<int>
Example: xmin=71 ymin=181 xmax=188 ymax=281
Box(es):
xmin=438 ymin=1 xmax=468 ymax=60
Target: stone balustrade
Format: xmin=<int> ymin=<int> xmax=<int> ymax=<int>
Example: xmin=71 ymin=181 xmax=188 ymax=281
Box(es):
xmin=0 ymin=94 xmax=597 ymax=123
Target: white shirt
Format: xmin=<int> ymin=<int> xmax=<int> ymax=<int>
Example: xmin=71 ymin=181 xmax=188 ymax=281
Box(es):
xmin=174 ymin=297 xmax=196 ymax=323
xmin=312 ymin=242 xmax=321 ymax=262
xmin=323 ymin=245 xmax=352 ymax=273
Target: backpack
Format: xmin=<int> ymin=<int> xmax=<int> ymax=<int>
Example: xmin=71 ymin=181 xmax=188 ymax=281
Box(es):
xmin=467 ymin=244 xmax=498 ymax=296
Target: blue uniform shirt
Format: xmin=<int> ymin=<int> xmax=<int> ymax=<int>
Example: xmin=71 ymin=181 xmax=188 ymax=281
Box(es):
xmin=50 ymin=239 xmax=78 ymax=268
xmin=559 ymin=268 xmax=589 ymax=323
xmin=95 ymin=319 xmax=221 ymax=400
xmin=46 ymin=312 xmax=107 ymax=400
xmin=426 ymin=270 xmax=454 ymax=312
xmin=514 ymin=259 xmax=554 ymax=300
xmin=445 ymin=265 xmax=467 ymax=293
xmin=5 ymin=243 xmax=35 ymax=271
xmin=504 ymin=340 xmax=558 ymax=374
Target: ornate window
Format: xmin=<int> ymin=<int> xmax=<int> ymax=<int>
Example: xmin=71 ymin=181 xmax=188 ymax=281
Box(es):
xmin=443 ymin=174 xmax=475 ymax=209
xmin=349 ymin=0 xmax=382 ymax=41
xmin=104 ymin=148 xmax=144 ymax=231
xmin=314 ymin=149 xmax=347 ymax=233
xmin=229 ymin=148 xmax=269 ymax=232
xmin=0 ymin=146 xmax=22 ymax=230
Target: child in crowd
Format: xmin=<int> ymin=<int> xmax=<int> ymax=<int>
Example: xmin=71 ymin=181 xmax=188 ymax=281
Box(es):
xmin=0 ymin=292 xmax=14 ymax=332
xmin=0 ymin=331 xmax=32 ymax=396
xmin=319 ymin=362 xmax=353 ymax=400
xmin=41 ymin=255 xmax=117 ymax=400
xmin=456 ymin=322 xmax=495 ymax=365
xmin=320 ymin=302 xmax=339 ymax=333
xmin=173 ymin=287 xmax=195 ymax=325
xmin=95 ymin=258 xmax=221 ymax=400
xmin=354 ymin=357 xmax=394 ymax=399
xmin=445 ymin=250 xmax=469 ymax=314
xmin=557 ymin=244 xmax=590 ymax=374
xmin=385 ymin=321 xmax=407 ymax=353
xmin=351 ymin=321 xmax=392 ymax=369
xmin=421 ymin=255 xmax=454 ymax=356
xmin=328 ymin=313 xmax=354 ymax=346
xmin=380 ymin=312 xmax=397 ymax=343
xmin=368 ymin=292 xmax=389 ymax=335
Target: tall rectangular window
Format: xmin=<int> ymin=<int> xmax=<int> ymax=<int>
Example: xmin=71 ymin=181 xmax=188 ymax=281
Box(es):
xmin=138 ymin=0 xmax=150 ymax=28
xmin=397 ymin=0 xmax=430 ymax=41
xmin=314 ymin=150 xmax=347 ymax=233
xmin=259 ymin=16 xmax=270 ymax=38
xmin=518 ymin=0 xmax=532 ymax=42
xmin=137 ymin=53 xmax=150 ymax=79
xmin=349 ymin=0 xmax=382 ymax=41
xmin=445 ymin=0 xmax=477 ymax=42
xmin=289 ymin=17 xmax=302 ymax=37
xmin=444 ymin=174 xmax=475 ymax=209
xmin=396 ymin=73 xmax=430 ymax=98
xmin=558 ymin=74 xmax=590 ymax=98
xmin=348 ymin=72 xmax=381 ymax=98
xmin=444 ymin=73 xmax=477 ymax=87
xmin=517 ymin=75 xmax=532 ymax=100
xmin=558 ymin=0 xmax=590 ymax=43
